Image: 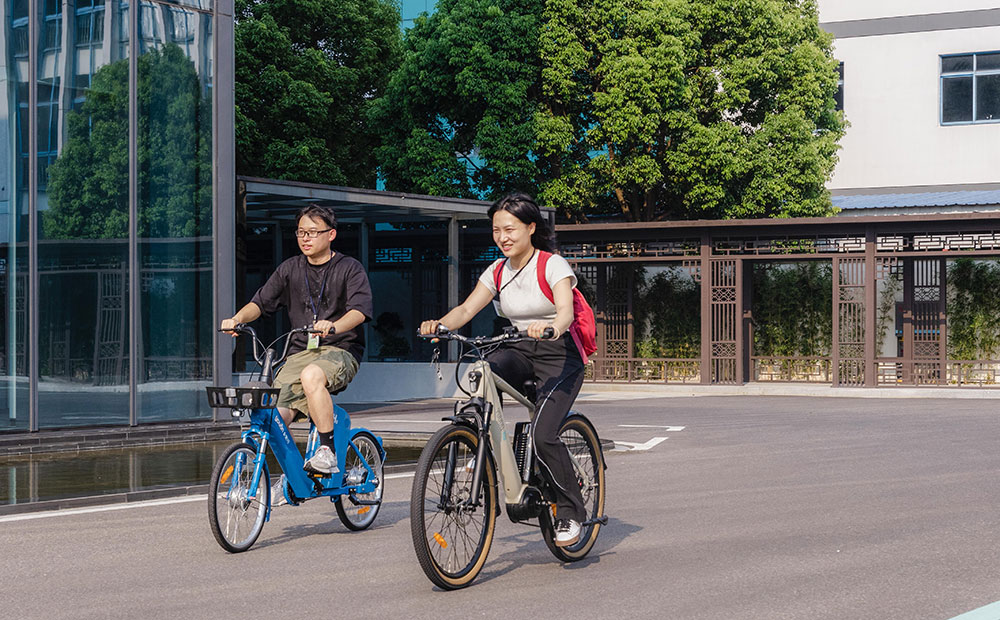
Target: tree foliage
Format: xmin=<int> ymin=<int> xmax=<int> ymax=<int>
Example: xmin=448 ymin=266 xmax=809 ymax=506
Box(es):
xmin=633 ymin=266 xmax=700 ymax=358
xmin=235 ymin=0 xmax=401 ymax=187
xmin=374 ymin=0 xmax=844 ymax=220
xmin=751 ymin=262 xmax=832 ymax=357
xmin=948 ymin=258 xmax=1000 ymax=361
xmin=45 ymin=45 xmax=212 ymax=239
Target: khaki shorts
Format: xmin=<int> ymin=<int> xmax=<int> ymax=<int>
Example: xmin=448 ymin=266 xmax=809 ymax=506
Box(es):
xmin=274 ymin=346 xmax=359 ymax=419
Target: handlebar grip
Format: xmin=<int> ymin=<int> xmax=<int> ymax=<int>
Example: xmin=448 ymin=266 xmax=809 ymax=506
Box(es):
xmin=541 ymin=327 xmax=555 ymax=339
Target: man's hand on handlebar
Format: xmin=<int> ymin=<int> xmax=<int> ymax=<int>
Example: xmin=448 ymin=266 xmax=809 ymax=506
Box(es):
xmin=313 ymin=319 xmax=335 ymax=337
xmin=219 ymin=318 xmax=245 ymax=336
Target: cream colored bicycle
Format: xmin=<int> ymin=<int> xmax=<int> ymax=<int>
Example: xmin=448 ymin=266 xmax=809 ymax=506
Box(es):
xmin=410 ymin=326 xmax=607 ymax=589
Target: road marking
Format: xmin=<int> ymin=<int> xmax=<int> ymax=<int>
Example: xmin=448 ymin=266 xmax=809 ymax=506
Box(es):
xmin=613 ymin=437 xmax=668 ymax=452
xmin=948 ymin=600 xmax=1000 ymax=620
xmin=0 ymin=496 xmax=207 ymax=523
xmin=619 ymin=425 xmax=685 ymax=431
xmin=367 ymin=419 xmax=448 ymax=424
xmin=0 ymin=472 xmax=416 ymax=523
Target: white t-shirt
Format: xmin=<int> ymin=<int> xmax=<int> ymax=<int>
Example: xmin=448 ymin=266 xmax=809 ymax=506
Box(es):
xmin=478 ymin=251 xmax=578 ymax=331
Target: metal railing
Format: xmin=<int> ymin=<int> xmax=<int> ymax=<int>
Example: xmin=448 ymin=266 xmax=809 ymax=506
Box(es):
xmin=585 ymin=358 xmax=701 ymax=384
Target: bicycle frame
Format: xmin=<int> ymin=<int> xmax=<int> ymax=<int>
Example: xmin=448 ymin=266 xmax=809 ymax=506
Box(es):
xmin=239 ymin=403 xmax=381 ymax=517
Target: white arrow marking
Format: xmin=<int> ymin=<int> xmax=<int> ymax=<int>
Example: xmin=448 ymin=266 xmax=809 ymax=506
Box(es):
xmin=613 ymin=437 xmax=668 ymax=452
xmin=618 ymin=425 xmax=685 ymax=431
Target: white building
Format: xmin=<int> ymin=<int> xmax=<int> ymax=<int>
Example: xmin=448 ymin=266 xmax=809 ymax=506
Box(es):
xmin=818 ymin=1 xmax=1000 ymax=215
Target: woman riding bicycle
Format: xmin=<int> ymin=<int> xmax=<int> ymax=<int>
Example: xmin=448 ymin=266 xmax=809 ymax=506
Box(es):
xmin=420 ymin=192 xmax=587 ymax=547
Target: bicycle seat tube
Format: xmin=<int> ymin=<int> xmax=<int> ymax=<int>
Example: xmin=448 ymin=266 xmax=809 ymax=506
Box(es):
xmin=474 ymin=360 xmax=535 ymax=506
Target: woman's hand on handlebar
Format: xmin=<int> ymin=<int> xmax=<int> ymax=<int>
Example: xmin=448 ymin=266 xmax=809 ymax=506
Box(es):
xmin=419 ymin=320 xmax=447 ymax=336
xmin=526 ymin=322 xmax=557 ymax=340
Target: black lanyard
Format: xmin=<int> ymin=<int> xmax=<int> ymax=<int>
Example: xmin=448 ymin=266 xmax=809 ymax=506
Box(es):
xmin=303 ymin=253 xmax=332 ymax=322
xmin=497 ymin=249 xmax=535 ymax=298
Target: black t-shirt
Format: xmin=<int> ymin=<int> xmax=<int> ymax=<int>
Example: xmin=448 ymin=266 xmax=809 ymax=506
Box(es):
xmin=250 ymin=253 xmax=373 ymax=362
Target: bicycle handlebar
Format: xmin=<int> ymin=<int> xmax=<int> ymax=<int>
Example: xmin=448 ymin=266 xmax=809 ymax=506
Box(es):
xmin=418 ymin=325 xmax=554 ymax=347
xmin=220 ymin=324 xmax=322 ymax=377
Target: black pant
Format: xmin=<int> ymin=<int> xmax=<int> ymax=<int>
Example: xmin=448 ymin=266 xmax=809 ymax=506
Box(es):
xmin=488 ymin=334 xmax=587 ymax=522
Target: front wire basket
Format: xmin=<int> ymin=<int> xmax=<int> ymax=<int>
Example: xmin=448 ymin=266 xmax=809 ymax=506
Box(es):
xmin=206 ymin=386 xmax=281 ymax=410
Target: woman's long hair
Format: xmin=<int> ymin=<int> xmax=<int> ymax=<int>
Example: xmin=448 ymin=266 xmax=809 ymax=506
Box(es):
xmin=487 ymin=193 xmax=557 ymax=253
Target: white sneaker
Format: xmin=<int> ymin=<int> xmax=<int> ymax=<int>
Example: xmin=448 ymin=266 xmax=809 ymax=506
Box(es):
xmin=554 ymin=519 xmax=581 ymax=547
xmin=304 ymin=445 xmax=339 ymax=475
xmin=271 ymin=475 xmax=288 ymax=507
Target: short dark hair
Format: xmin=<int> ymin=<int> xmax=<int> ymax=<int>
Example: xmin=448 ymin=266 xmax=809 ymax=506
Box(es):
xmin=296 ymin=205 xmax=337 ymax=229
xmin=487 ymin=193 xmax=557 ymax=253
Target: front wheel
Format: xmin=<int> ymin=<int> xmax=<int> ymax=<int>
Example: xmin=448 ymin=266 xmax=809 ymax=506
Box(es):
xmin=335 ymin=431 xmax=384 ymax=530
xmin=208 ymin=441 xmax=269 ymax=553
xmin=410 ymin=425 xmax=497 ymax=590
xmin=540 ymin=414 xmax=606 ymax=562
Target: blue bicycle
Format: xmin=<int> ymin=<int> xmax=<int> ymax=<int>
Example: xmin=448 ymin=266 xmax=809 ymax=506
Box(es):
xmin=206 ymin=325 xmax=385 ymax=553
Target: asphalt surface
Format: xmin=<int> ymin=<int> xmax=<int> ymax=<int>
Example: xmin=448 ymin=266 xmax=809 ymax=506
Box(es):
xmin=2 ymin=394 xmax=999 ymax=620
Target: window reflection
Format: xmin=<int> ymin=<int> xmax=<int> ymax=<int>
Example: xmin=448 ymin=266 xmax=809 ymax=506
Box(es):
xmin=37 ymin=0 xmax=131 ymax=428
xmin=137 ymin=2 xmax=213 ymax=422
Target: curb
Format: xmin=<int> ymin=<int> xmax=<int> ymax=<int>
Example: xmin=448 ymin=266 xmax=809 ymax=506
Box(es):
xmin=0 ymin=462 xmax=417 ymax=517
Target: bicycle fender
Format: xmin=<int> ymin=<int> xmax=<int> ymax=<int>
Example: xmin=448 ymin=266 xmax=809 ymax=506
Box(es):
xmin=442 ymin=416 xmax=480 ymax=433
xmin=349 ymin=427 xmax=387 ymax=460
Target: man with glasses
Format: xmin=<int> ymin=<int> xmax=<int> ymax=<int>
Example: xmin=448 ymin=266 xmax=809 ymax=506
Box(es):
xmin=221 ymin=206 xmax=373 ymax=476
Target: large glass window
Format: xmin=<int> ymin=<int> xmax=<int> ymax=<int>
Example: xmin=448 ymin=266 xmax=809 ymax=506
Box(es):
xmin=37 ymin=0 xmax=130 ymax=428
xmin=941 ymin=52 xmax=1000 ymax=124
xmin=136 ymin=2 xmax=213 ymax=422
xmin=400 ymin=0 xmax=433 ymax=30
xmin=1 ymin=0 xmax=31 ymax=431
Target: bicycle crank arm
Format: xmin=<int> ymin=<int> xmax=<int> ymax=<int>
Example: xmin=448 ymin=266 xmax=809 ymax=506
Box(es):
xmin=582 ymin=515 xmax=609 ymax=527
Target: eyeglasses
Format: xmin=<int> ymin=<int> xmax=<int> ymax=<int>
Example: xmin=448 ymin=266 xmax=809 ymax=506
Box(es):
xmin=295 ymin=228 xmax=332 ymax=239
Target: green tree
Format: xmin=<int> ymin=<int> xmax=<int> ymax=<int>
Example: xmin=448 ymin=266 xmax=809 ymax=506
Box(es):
xmin=45 ymin=45 xmax=212 ymax=239
xmin=235 ymin=0 xmax=401 ymax=187
xmin=948 ymin=258 xmax=1000 ymax=361
xmin=375 ymin=0 xmax=844 ymax=220
xmin=751 ymin=262 xmax=832 ymax=357
xmin=372 ymin=0 xmax=544 ymax=198
xmin=633 ymin=266 xmax=701 ymax=358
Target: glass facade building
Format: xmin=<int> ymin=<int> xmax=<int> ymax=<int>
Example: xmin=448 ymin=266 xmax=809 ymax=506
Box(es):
xmin=2 ymin=0 xmax=232 ymax=432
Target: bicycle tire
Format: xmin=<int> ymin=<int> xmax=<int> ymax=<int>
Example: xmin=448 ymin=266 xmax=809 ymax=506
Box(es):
xmin=334 ymin=431 xmax=384 ymax=531
xmin=539 ymin=414 xmax=606 ymax=562
xmin=208 ymin=441 xmax=269 ymax=553
xmin=410 ymin=425 xmax=497 ymax=590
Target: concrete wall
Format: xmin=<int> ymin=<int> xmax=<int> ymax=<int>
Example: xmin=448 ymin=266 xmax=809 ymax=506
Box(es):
xmin=818 ymin=1 xmax=1000 ymax=192
xmin=819 ymin=1 xmax=998 ymax=23
xmin=238 ymin=362 xmax=467 ymax=404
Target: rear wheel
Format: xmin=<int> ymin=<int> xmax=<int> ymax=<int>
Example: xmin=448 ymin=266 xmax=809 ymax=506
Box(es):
xmin=540 ymin=415 xmax=606 ymax=562
xmin=410 ymin=425 xmax=497 ymax=590
xmin=208 ymin=442 xmax=268 ymax=553
xmin=335 ymin=431 xmax=384 ymax=530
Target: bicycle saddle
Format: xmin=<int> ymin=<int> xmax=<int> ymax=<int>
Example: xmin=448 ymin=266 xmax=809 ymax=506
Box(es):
xmin=521 ymin=380 xmax=538 ymax=403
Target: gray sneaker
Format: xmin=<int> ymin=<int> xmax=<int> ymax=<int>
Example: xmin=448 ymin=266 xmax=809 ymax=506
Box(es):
xmin=271 ymin=475 xmax=288 ymax=507
xmin=304 ymin=445 xmax=339 ymax=475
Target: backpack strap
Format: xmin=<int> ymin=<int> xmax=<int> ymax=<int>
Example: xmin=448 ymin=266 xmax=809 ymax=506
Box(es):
xmin=535 ymin=250 xmax=554 ymax=304
xmin=494 ymin=251 xmax=556 ymax=303
xmin=492 ymin=258 xmax=507 ymax=294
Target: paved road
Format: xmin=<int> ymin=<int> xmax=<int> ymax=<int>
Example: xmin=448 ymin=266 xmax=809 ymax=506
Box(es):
xmin=3 ymin=395 xmax=999 ymax=620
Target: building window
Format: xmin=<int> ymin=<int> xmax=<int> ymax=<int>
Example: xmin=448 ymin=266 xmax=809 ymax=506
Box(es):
xmin=941 ymin=52 xmax=1000 ymax=124
xmin=834 ymin=62 xmax=844 ymax=112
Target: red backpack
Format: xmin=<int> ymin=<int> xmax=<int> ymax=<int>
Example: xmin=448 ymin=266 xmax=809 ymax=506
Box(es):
xmin=492 ymin=251 xmax=598 ymax=363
